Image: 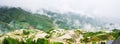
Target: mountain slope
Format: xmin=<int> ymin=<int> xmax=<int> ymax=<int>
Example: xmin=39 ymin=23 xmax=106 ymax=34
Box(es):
xmin=37 ymin=9 xmax=106 ymax=31
xmin=0 ymin=7 xmax=54 ymax=33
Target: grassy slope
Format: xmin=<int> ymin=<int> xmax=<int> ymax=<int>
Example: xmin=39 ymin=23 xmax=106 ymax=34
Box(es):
xmin=0 ymin=7 xmax=54 ymax=33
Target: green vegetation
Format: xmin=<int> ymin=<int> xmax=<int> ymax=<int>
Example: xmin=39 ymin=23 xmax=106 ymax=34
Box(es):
xmin=25 ymin=38 xmax=35 ymax=44
xmin=110 ymin=29 xmax=120 ymax=39
xmin=0 ymin=7 xmax=54 ymax=33
xmin=3 ymin=37 xmax=20 ymax=44
xmin=52 ymin=42 xmax=63 ymax=44
xmin=36 ymin=38 xmax=49 ymax=44
xmin=83 ymin=31 xmax=105 ymax=38
xmin=23 ymin=30 xmax=30 ymax=35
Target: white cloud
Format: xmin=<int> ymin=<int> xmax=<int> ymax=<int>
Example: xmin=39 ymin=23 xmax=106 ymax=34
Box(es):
xmin=0 ymin=0 xmax=120 ymax=18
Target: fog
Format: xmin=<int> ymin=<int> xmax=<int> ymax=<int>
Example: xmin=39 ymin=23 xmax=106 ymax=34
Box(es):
xmin=0 ymin=0 xmax=120 ymax=22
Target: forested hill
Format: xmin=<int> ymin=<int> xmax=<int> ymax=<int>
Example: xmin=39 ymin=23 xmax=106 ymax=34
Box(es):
xmin=0 ymin=7 xmax=54 ymax=33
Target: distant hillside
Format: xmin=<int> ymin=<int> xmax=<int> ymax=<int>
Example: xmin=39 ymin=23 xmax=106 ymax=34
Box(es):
xmin=36 ymin=9 xmax=106 ymax=31
xmin=36 ymin=9 xmax=120 ymax=31
xmin=0 ymin=7 xmax=54 ymax=33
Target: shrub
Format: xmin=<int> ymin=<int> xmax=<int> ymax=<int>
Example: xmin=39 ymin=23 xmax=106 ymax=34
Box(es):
xmin=35 ymin=38 xmax=49 ymax=44
xmin=3 ymin=37 xmax=19 ymax=44
xmin=24 ymin=38 xmax=35 ymax=44
xmin=23 ymin=30 xmax=30 ymax=35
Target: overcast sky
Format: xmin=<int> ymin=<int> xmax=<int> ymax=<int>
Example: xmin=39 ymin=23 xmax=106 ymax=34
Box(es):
xmin=0 ymin=0 xmax=120 ymax=19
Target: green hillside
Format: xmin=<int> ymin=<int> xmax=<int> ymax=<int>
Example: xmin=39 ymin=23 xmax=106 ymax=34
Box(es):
xmin=0 ymin=7 xmax=54 ymax=33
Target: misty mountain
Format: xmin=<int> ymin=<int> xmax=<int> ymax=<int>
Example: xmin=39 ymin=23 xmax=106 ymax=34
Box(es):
xmin=37 ymin=9 xmax=108 ymax=31
xmin=36 ymin=9 xmax=120 ymax=31
xmin=0 ymin=7 xmax=119 ymax=33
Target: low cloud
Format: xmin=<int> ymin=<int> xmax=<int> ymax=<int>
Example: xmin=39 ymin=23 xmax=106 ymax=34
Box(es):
xmin=0 ymin=0 xmax=120 ymax=20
